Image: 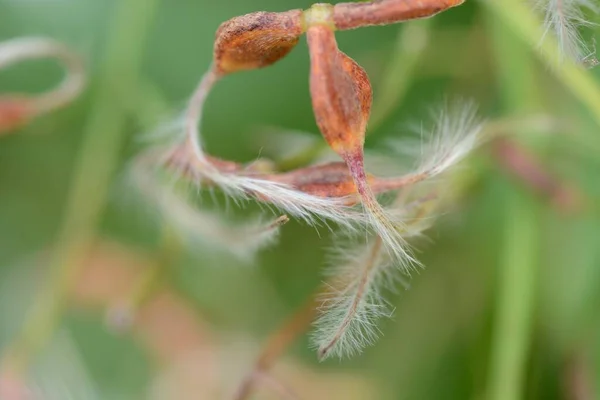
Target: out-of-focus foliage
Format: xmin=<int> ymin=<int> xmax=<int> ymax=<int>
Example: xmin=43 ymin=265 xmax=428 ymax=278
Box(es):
xmin=1 ymin=0 xmax=600 ymax=399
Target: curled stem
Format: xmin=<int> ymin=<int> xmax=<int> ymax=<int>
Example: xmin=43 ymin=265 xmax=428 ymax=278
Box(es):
xmin=185 ymin=67 xmax=221 ymax=165
xmin=0 ymin=37 xmax=85 ymax=115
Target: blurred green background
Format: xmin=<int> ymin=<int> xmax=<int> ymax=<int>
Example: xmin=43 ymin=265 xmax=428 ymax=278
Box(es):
xmin=1 ymin=0 xmax=600 ymax=399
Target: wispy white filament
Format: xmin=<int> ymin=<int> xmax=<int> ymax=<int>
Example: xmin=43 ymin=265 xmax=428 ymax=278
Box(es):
xmin=312 ymin=101 xmax=483 ymax=360
xmin=382 ymin=101 xmax=483 ymax=193
xmin=363 ymin=101 xmax=482 ymax=269
xmin=312 ymin=239 xmax=392 ymax=360
xmin=534 ymin=0 xmax=599 ymax=63
xmin=416 ymin=101 xmax=483 ymax=177
xmin=173 ymin=68 xmax=367 ymax=228
xmin=127 ymin=159 xmax=288 ymax=262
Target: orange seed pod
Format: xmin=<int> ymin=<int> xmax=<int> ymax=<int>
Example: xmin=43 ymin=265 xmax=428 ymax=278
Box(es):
xmin=307 ymin=24 xmax=372 ymax=157
xmin=214 ymin=10 xmax=304 ymax=75
xmin=333 ymin=0 xmax=466 ymax=30
xmin=270 ymin=162 xmax=365 ymax=199
xmin=307 ymin=22 xmax=408 ymax=259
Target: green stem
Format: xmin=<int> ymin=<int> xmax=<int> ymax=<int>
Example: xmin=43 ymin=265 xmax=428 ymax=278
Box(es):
xmin=487 ymin=190 xmax=539 ymax=400
xmin=5 ymin=0 xmax=160 ymax=371
xmin=481 ymin=0 xmax=600 ymax=135
xmin=485 ymin=8 xmax=540 ymax=400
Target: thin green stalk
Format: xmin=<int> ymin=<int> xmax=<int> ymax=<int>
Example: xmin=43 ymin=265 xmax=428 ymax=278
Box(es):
xmin=487 ymin=190 xmax=539 ymax=400
xmin=5 ymin=0 xmax=160 ymax=371
xmin=481 ymin=0 xmax=600 ymax=134
xmin=485 ymin=9 xmax=540 ymax=400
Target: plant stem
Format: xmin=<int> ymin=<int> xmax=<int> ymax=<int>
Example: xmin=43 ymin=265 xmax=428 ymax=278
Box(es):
xmin=277 ymin=20 xmax=432 ymax=171
xmin=481 ymin=0 xmax=600 ymax=136
xmin=487 ymin=189 xmax=539 ymax=400
xmin=485 ymin=8 xmax=540 ymax=400
xmin=233 ymin=295 xmax=318 ymax=400
xmin=4 ymin=0 xmax=160 ymax=372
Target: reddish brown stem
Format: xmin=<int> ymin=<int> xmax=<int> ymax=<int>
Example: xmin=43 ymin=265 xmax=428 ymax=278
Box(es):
xmin=233 ymin=295 xmax=319 ymax=400
xmin=250 ymin=371 xmax=299 ymax=400
xmin=333 ymin=0 xmax=465 ymax=30
xmin=371 ymin=171 xmax=431 ymax=193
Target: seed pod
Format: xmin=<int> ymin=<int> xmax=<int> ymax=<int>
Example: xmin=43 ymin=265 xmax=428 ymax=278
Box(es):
xmin=269 ymin=162 xmax=431 ymax=201
xmin=214 ymin=10 xmax=304 ymax=75
xmin=269 ymin=162 xmax=366 ymax=199
xmin=308 ymin=24 xmax=411 ymax=264
xmin=333 ymin=0 xmax=465 ymax=31
xmin=307 ymin=25 xmax=372 ymax=156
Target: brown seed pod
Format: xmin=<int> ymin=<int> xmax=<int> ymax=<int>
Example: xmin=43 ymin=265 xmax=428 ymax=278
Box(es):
xmin=307 ymin=23 xmax=411 ymax=261
xmin=333 ymin=0 xmax=466 ymax=30
xmin=213 ymin=10 xmax=304 ymax=75
xmin=307 ymin=24 xmax=372 ymax=156
xmin=269 ymin=162 xmax=365 ymax=199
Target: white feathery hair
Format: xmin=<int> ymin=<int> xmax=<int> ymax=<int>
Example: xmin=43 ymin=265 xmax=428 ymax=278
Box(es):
xmin=312 ymin=100 xmax=484 ymax=360
xmin=312 ymin=214 xmax=428 ymax=360
xmin=312 ymin=238 xmax=393 ymax=360
xmin=125 ymin=156 xmax=287 ymax=263
xmin=364 ymin=101 xmax=482 ymax=269
xmin=388 ymin=100 xmax=483 ymax=180
xmin=146 ymin=66 xmax=484 ymax=283
xmin=176 ymin=69 xmax=366 ymax=230
xmin=534 ymin=0 xmax=599 ymax=63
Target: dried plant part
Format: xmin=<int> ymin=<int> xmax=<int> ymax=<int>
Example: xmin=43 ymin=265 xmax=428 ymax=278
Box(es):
xmin=313 ymin=238 xmax=389 ymax=360
xmin=156 ymin=70 xmax=367 ymax=229
xmin=233 ymin=296 xmax=318 ymax=400
xmin=332 ymin=0 xmax=466 ymax=30
xmin=265 ymin=161 xmax=430 ymax=201
xmin=308 ymin=22 xmax=420 ymax=269
xmin=0 ymin=37 xmax=85 ymax=133
xmin=127 ymin=155 xmax=290 ymax=262
xmin=128 ymin=0 xmax=476 ymax=367
xmin=312 ymin=190 xmax=442 ymax=360
xmin=137 ymin=0 xmax=471 ymax=260
xmin=534 ymin=0 xmax=600 ymax=64
xmin=214 ymin=10 xmax=304 ymax=75
xmin=148 ymin=84 xmax=482 ymax=266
